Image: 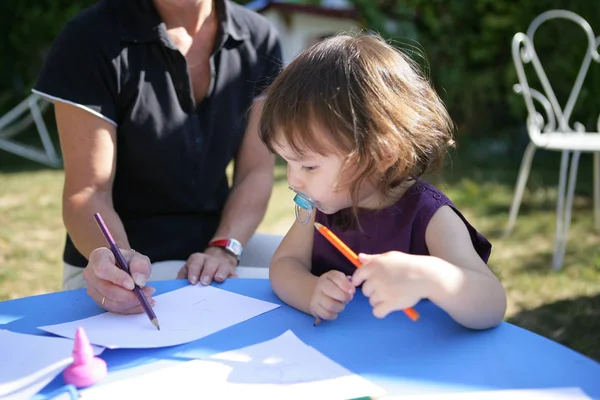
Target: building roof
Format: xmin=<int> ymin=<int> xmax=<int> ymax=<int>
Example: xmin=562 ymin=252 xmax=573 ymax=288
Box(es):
xmin=245 ymin=0 xmax=359 ymax=20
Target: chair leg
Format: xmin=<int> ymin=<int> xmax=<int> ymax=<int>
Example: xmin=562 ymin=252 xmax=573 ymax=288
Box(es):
xmin=504 ymin=142 xmax=537 ymax=237
xmin=0 ymin=95 xmax=61 ymax=168
xmin=552 ymin=151 xmax=570 ymax=270
xmin=28 ymin=96 xmax=61 ymax=168
xmin=553 ymin=151 xmax=580 ymax=271
xmin=594 ymin=152 xmax=600 ymax=232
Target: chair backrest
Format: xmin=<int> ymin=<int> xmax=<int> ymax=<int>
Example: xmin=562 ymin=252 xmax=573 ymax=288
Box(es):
xmin=511 ymin=10 xmax=600 ymax=139
xmin=598 ymin=36 xmax=600 ymax=134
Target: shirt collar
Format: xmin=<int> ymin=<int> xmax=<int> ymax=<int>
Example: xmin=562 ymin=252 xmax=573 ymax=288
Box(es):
xmin=115 ymin=0 xmax=249 ymax=45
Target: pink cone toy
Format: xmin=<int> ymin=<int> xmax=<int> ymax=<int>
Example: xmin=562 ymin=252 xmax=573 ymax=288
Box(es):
xmin=63 ymin=327 xmax=107 ymax=388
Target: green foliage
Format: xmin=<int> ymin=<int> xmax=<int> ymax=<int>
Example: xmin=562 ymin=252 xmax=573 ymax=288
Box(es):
xmin=349 ymin=0 xmax=600 ymax=138
xmin=0 ymin=1 xmax=97 ymax=112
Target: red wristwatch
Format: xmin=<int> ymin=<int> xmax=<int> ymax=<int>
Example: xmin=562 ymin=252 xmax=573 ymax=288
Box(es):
xmin=207 ymin=238 xmax=243 ymax=265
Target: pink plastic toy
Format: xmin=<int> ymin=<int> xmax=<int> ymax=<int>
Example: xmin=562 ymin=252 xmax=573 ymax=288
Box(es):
xmin=63 ymin=327 xmax=107 ymax=388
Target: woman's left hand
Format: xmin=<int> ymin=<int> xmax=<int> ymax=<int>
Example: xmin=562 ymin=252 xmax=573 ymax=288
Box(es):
xmin=176 ymin=247 xmax=238 ymax=286
xmin=351 ymin=251 xmax=435 ymax=318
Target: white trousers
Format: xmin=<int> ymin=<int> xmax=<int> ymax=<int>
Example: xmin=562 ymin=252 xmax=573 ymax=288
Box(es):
xmin=62 ymin=233 xmax=283 ymax=291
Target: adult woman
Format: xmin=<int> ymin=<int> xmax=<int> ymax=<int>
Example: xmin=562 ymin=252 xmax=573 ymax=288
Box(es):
xmin=33 ymin=0 xmax=283 ymax=314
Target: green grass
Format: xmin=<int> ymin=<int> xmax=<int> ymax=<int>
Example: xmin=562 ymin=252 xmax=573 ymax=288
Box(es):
xmin=1 ymin=135 xmax=599 ymax=361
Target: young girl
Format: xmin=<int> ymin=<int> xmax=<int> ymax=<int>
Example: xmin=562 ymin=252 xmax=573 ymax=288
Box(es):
xmin=259 ymin=33 xmax=507 ymax=330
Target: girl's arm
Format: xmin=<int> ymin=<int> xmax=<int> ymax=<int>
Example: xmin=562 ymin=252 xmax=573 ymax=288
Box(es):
xmin=425 ymin=206 xmax=507 ymax=329
xmin=269 ymin=213 xmax=319 ymax=314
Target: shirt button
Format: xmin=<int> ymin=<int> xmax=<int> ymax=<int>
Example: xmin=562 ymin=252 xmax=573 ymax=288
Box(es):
xmin=433 ymin=193 xmax=442 ymax=199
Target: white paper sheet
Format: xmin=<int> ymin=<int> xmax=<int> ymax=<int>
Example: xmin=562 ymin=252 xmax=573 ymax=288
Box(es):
xmin=79 ymin=330 xmax=386 ymax=400
xmin=38 ymin=285 xmax=280 ymax=349
xmin=387 ymin=387 xmax=592 ymax=399
xmin=0 ymin=330 xmax=104 ymax=399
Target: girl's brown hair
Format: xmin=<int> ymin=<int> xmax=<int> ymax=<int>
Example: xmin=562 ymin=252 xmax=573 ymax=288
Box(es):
xmin=259 ymin=33 xmax=455 ymax=223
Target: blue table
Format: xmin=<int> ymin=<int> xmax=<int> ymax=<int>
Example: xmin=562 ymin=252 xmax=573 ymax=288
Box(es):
xmin=1 ymin=279 xmax=599 ymax=398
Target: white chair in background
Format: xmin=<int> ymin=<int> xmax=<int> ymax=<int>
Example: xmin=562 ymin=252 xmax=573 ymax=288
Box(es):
xmin=505 ymin=9 xmax=600 ymax=270
xmin=0 ymin=94 xmax=61 ymax=168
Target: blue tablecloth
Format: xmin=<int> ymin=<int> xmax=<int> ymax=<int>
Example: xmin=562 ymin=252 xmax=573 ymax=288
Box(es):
xmin=1 ymin=279 xmax=598 ymax=398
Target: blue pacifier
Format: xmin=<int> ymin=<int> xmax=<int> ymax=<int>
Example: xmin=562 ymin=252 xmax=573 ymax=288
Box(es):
xmin=289 ymin=186 xmax=315 ymax=224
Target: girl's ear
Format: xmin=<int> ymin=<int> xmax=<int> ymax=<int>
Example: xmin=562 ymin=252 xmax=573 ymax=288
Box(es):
xmin=336 ymin=154 xmax=363 ymax=185
xmin=372 ymin=135 xmax=404 ymax=174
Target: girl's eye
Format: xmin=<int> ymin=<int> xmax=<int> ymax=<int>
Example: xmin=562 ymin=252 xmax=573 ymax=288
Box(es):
xmin=302 ymin=166 xmax=318 ymax=172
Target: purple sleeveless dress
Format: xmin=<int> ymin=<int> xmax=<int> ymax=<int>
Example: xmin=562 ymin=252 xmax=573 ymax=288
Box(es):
xmin=311 ymin=179 xmax=491 ymax=277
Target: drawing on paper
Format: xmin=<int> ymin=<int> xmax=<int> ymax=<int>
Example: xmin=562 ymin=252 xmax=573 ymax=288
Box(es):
xmin=251 ymin=362 xmax=318 ymax=384
xmin=168 ymin=297 xmax=214 ymax=331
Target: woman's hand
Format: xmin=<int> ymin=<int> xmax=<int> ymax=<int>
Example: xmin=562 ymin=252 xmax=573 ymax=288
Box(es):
xmin=83 ymin=248 xmax=156 ymax=314
xmin=176 ymin=247 xmax=238 ymax=286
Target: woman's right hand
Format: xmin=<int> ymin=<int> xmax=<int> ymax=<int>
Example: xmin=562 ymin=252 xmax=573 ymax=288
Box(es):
xmin=83 ymin=248 xmax=156 ymax=314
xmin=309 ymin=270 xmax=355 ymax=321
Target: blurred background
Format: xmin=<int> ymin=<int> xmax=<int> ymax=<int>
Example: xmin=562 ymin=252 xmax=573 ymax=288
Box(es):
xmin=0 ymin=0 xmax=598 ymax=360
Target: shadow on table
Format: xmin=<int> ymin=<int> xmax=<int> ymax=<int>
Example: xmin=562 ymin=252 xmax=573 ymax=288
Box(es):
xmin=507 ymin=294 xmax=600 ymax=362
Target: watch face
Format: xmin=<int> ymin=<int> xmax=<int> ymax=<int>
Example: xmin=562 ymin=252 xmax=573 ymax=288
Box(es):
xmin=227 ymin=239 xmax=243 ymax=258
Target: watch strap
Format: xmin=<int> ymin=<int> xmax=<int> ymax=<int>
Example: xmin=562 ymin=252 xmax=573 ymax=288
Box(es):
xmin=207 ymin=238 xmax=243 ymax=264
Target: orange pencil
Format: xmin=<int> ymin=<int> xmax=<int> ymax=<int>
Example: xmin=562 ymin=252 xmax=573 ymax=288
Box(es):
xmin=313 ymin=222 xmax=420 ymax=325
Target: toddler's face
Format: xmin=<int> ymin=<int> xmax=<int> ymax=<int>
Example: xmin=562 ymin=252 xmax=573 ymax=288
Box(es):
xmin=280 ymin=153 xmax=352 ymax=214
xmin=274 ymin=136 xmax=380 ymax=215
xmin=277 ymin=144 xmax=350 ymax=215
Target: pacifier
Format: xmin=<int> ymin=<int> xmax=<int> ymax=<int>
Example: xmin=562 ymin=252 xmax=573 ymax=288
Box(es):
xmin=289 ymin=186 xmax=315 ymax=224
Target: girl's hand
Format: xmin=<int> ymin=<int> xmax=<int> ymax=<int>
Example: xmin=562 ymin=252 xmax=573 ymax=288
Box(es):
xmin=351 ymin=251 xmax=435 ymax=319
xmin=309 ymin=270 xmax=355 ymax=321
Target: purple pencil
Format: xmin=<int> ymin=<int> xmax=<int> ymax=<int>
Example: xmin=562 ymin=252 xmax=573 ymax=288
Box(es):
xmin=93 ymin=213 xmax=160 ymax=330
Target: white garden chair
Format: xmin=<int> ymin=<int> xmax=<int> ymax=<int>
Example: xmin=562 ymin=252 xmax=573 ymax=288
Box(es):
xmin=505 ymin=9 xmax=600 ymax=270
xmin=0 ymin=94 xmax=61 ymax=168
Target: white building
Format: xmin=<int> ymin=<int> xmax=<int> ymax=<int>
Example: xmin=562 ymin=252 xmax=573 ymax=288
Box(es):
xmin=246 ymin=0 xmax=362 ymax=64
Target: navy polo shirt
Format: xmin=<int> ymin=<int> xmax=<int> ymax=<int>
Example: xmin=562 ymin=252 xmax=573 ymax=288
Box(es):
xmin=33 ymin=0 xmax=283 ymax=267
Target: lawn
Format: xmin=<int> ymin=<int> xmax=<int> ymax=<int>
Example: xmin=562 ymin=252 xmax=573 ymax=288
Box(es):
xmin=0 ymin=133 xmax=599 ymax=361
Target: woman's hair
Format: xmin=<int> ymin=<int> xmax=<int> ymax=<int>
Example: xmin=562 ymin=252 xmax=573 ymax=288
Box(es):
xmin=259 ymin=32 xmax=455 ymax=223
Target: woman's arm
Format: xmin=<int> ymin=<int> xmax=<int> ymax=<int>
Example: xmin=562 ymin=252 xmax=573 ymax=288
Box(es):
xmin=425 ymin=206 xmax=507 ymax=329
xmin=208 ymin=100 xmax=274 ymax=249
xmin=55 ymin=101 xmax=130 ymax=257
xmin=56 ymin=101 xmax=153 ymax=312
